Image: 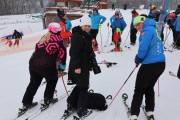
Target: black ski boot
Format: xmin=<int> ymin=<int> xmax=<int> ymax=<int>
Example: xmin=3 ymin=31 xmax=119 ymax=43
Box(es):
xmin=18 ymin=102 xmax=38 ymax=117
xmin=40 ymin=98 xmax=58 ymax=111
xmin=61 ymin=103 xmax=76 ymax=119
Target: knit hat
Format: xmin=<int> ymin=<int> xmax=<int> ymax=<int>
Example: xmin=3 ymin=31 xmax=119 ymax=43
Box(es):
xmin=80 ymin=15 xmax=91 ymax=26
xmin=48 ymin=22 xmax=62 ymax=33
xmin=115 ymin=10 xmax=122 ymax=16
xmin=150 ymin=5 xmax=156 ymax=11
xmin=57 ymin=9 xmax=65 ymax=18
xmin=133 ymin=16 xmax=146 ymax=26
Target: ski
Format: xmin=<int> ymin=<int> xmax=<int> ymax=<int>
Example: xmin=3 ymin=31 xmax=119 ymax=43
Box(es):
xmin=141 ymin=105 xmax=155 ymax=120
xmin=22 ymin=86 xmax=74 ymax=120
xmin=169 ymin=71 xmax=178 ymax=78
xmin=60 ymin=109 xmax=76 ymax=120
xmin=100 ymin=60 xmax=118 ymax=68
xmin=73 ymin=110 xmax=93 ymax=120
xmin=97 ymin=49 xmax=123 ymax=54
xmin=16 ymin=102 xmax=38 ymax=118
xmin=122 ymin=93 xmax=131 ymax=119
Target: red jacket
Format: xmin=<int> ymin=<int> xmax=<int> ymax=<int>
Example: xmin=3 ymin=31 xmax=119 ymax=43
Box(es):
xmin=58 ymin=21 xmax=72 ymax=39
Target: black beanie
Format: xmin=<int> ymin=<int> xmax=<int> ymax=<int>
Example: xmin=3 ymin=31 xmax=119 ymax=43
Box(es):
xmin=57 ymin=9 xmax=65 ymax=18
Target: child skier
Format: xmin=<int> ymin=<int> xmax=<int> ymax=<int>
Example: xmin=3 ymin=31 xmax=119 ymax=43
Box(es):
xmin=130 ymin=8 xmax=139 ymax=45
xmin=89 ymin=8 xmax=106 ymax=51
xmin=110 ymin=15 xmax=115 ymax=45
xmin=111 ymin=10 xmax=127 ymax=51
xmin=5 ymin=37 xmax=13 ymax=47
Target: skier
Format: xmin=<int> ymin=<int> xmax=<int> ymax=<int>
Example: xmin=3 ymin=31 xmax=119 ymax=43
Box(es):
xmin=166 ymin=12 xmax=176 ymax=45
xmin=65 ymin=15 xmax=99 ymax=119
xmin=65 ymin=18 xmax=72 ymax=46
xmin=111 ymin=10 xmax=127 ymax=51
xmin=5 ymin=37 xmax=13 ymax=47
xmin=123 ymin=3 xmax=127 ymax=10
xmin=19 ymin=23 xmax=67 ymax=114
xmin=12 ymin=30 xmax=22 ymax=47
xmin=111 ymin=0 xmax=116 ymax=10
xmin=148 ymin=5 xmax=160 ymax=22
xmin=89 ymin=8 xmax=106 ymax=51
xmin=56 ymin=9 xmax=72 ymax=47
xmin=174 ymin=8 xmax=180 ymax=49
xmin=110 ymin=15 xmax=115 ymax=45
xmin=130 ymin=16 xmax=166 ymax=120
xmin=130 ymin=8 xmax=139 ymax=45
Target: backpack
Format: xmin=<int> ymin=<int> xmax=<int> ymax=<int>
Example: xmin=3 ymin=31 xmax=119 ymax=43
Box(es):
xmin=87 ymin=92 xmax=108 ymax=111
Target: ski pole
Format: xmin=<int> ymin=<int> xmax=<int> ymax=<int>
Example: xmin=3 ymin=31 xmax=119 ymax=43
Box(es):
xmin=170 ymin=33 xmax=180 ymax=53
xmin=123 ymin=30 xmax=130 ymax=45
xmin=109 ymin=66 xmax=137 ymax=106
xmin=61 ymin=75 xmax=69 ymax=96
xmin=99 ymin=24 xmax=103 ymax=52
xmin=158 ymin=79 xmax=160 ymax=97
xmin=104 ymin=23 xmax=110 ymax=47
xmin=163 ymin=29 xmax=171 ymax=45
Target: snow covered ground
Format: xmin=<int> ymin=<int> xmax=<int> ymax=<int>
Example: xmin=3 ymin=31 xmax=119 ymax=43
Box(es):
xmin=0 ymin=9 xmax=180 ymax=120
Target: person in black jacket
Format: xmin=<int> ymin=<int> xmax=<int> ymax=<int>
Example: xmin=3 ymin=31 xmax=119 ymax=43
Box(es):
xmin=18 ymin=23 xmax=67 ymax=115
xmin=65 ymin=15 xmax=100 ymax=119
xmin=12 ymin=30 xmax=22 ymax=47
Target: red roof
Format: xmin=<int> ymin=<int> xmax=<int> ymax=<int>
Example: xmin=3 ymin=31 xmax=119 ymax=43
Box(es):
xmin=54 ymin=0 xmax=83 ymax=2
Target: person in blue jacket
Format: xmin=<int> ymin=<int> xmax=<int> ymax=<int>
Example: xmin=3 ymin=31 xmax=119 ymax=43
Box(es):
xmin=89 ymin=8 xmax=106 ymax=51
xmin=148 ymin=5 xmax=160 ymax=22
xmin=110 ymin=15 xmax=115 ymax=44
xmin=65 ymin=19 xmax=72 ymax=46
xmin=174 ymin=9 xmax=180 ymax=49
xmin=111 ymin=10 xmax=127 ymax=51
xmin=130 ymin=16 xmax=166 ymax=120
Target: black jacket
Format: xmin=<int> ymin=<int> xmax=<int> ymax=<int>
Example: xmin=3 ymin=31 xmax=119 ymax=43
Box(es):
xmin=12 ymin=30 xmax=22 ymax=39
xmin=68 ymin=26 xmax=94 ymax=88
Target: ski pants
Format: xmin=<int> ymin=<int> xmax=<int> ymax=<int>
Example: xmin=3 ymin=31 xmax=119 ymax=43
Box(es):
xmin=174 ymin=31 xmax=180 ymax=46
xmin=90 ymin=29 xmax=99 ymax=46
xmin=67 ymin=86 xmax=88 ymax=116
xmin=131 ymin=62 xmax=165 ymax=116
xmin=130 ymin=28 xmax=137 ymax=44
xmin=13 ymin=39 xmax=20 ymax=46
xmin=112 ymin=28 xmax=114 ymax=42
xmin=22 ymin=67 xmax=58 ymax=105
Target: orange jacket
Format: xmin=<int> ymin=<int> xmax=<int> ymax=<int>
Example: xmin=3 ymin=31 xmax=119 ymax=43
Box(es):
xmin=58 ymin=21 xmax=72 ymax=39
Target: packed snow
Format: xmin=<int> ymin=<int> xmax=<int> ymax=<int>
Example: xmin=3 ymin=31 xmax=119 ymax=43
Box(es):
xmin=0 ymin=9 xmax=180 ymax=120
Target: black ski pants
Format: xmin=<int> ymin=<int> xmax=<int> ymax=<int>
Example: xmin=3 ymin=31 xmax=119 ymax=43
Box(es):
xmin=90 ymin=29 xmax=99 ymax=46
xmin=22 ymin=67 xmax=58 ymax=105
xmin=131 ymin=62 xmax=165 ymax=116
xmin=130 ymin=28 xmax=137 ymax=44
xmin=174 ymin=31 xmax=180 ymax=46
xmin=67 ymin=86 xmax=88 ymax=115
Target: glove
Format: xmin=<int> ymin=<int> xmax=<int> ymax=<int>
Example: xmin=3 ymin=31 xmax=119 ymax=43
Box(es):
xmin=58 ymin=64 xmax=66 ymax=72
xmin=116 ymin=28 xmax=121 ymax=33
xmin=134 ymin=55 xmax=143 ymax=67
xmin=99 ymin=24 xmax=102 ymax=29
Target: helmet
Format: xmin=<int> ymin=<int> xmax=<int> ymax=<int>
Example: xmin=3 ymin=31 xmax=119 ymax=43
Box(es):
xmin=48 ymin=23 xmax=62 ymax=33
xmin=169 ymin=12 xmax=175 ymax=18
xmin=150 ymin=5 xmax=156 ymax=10
xmin=133 ymin=16 xmax=146 ymax=26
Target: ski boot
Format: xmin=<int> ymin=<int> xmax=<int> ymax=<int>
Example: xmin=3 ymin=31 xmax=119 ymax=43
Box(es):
xmin=18 ymin=102 xmax=38 ymax=117
xmin=146 ymin=111 xmax=155 ymax=120
xmin=129 ymin=115 xmax=138 ymax=120
xmin=61 ymin=103 xmax=76 ymax=119
xmin=130 ymin=42 xmax=136 ymax=46
xmin=40 ymin=98 xmax=58 ymax=111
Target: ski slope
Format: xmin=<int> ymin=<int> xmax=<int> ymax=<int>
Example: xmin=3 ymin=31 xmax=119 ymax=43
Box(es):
xmin=0 ymin=9 xmax=180 ymax=120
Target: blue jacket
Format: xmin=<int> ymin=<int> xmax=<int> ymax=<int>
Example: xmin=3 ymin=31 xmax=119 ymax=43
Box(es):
xmin=112 ymin=17 xmax=127 ymax=32
xmin=174 ymin=15 xmax=180 ymax=32
xmin=66 ymin=19 xmax=72 ymax=32
xmin=136 ymin=18 xmax=165 ymax=64
xmin=90 ymin=13 xmax=106 ymax=29
xmin=110 ymin=16 xmax=115 ymax=25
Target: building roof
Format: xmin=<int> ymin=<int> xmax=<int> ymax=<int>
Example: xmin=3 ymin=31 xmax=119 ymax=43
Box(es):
xmin=54 ymin=0 xmax=83 ymax=2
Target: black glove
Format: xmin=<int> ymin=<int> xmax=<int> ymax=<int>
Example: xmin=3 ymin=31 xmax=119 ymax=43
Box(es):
xmin=134 ymin=55 xmax=143 ymax=67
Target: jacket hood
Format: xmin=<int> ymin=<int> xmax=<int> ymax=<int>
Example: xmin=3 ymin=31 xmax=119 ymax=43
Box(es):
xmin=143 ymin=18 xmax=156 ymax=29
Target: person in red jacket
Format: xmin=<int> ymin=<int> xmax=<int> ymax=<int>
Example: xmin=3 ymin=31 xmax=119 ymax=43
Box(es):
xmin=130 ymin=8 xmax=139 ymax=45
xmin=5 ymin=37 xmax=13 ymax=47
xmin=56 ymin=9 xmax=72 ymax=47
